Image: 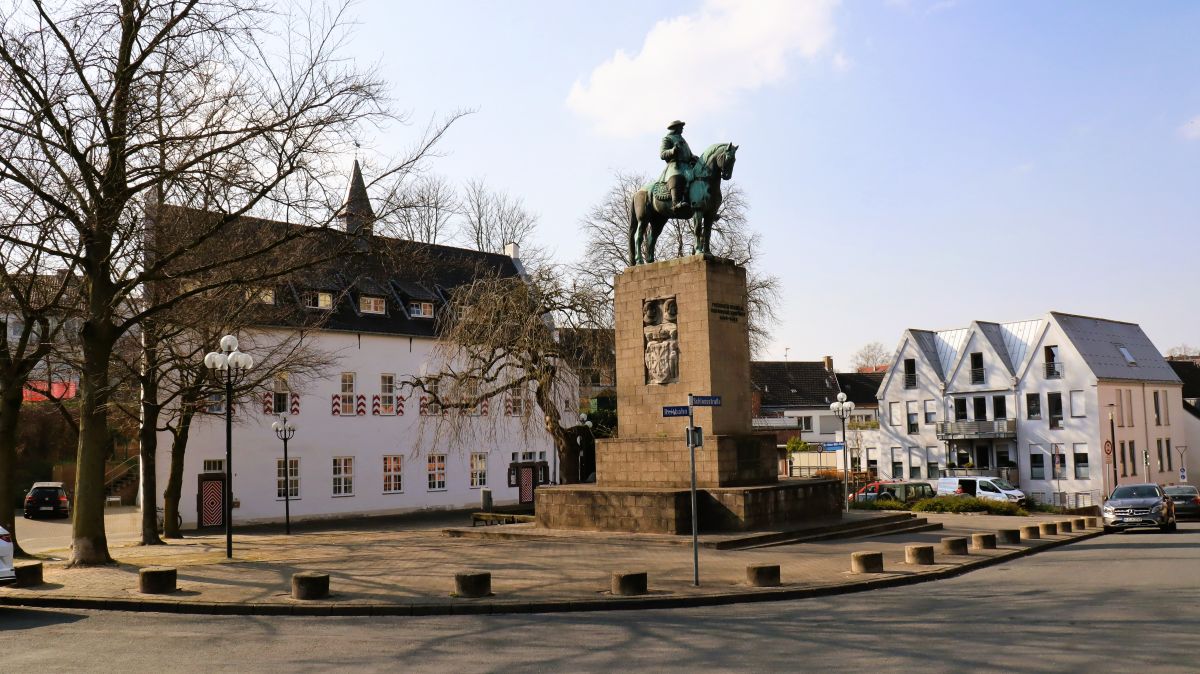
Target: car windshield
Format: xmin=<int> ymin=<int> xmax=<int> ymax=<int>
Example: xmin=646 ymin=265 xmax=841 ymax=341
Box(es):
xmin=1110 ymin=486 xmax=1159 ymax=500
xmin=1164 ymin=487 xmax=1198 ymax=496
xmin=992 ymin=479 xmax=1016 ymax=491
xmin=31 ymin=487 xmax=63 ymax=497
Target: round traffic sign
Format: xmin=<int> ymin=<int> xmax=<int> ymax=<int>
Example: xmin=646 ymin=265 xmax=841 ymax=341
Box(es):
xmin=1182 ymin=467 xmax=1189 ymax=482
xmin=1103 ymin=440 xmax=1112 ymax=456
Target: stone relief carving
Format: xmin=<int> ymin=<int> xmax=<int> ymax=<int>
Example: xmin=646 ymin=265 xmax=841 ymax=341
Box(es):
xmin=643 ymin=296 xmax=679 ymax=384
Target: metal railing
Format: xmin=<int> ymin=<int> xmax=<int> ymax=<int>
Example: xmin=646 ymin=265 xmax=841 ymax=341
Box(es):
xmin=1044 ymin=362 xmax=1064 ymax=379
xmin=753 ymin=417 xmax=812 ymax=430
xmin=936 ymin=419 xmax=1017 ymax=439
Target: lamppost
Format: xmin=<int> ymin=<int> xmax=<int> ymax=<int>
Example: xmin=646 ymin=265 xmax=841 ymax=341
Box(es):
xmin=203 ymin=334 xmax=254 ymax=559
xmin=830 ymin=392 xmax=855 ymax=510
xmin=271 ymin=414 xmax=297 ymax=534
xmin=575 ymin=413 xmax=594 ymax=483
xmin=1107 ymin=404 xmax=1118 ymax=496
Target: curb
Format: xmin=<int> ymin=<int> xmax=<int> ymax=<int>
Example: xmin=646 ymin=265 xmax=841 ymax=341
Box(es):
xmin=0 ymin=529 xmax=1105 ymax=617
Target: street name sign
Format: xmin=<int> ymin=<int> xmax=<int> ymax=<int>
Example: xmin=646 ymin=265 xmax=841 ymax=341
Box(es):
xmin=662 ymin=405 xmax=690 ymax=417
xmin=691 ymin=395 xmax=722 ymax=407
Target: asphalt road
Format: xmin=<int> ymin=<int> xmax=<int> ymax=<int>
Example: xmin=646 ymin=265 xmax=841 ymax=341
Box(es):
xmin=3 ymin=522 xmax=1198 ymax=673
xmin=16 ymin=506 xmax=141 ymax=554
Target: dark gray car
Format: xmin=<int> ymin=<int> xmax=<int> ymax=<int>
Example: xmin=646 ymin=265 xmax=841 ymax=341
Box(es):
xmin=1164 ymin=485 xmax=1200 ymax=520
xmin=1102 ymin=484 xmax=1177 ymax=533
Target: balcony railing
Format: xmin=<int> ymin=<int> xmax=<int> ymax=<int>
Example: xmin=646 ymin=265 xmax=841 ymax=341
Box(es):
xmin=753 ymin=417 xmax=811 ymax=430
xmin=970 ymin=367 xmax=985 ymax=384
xmin=936 ymin=419 xmax=1017 ymax=440
xmin=903 ymin=373 xmax=917 ymax=389
xmin=1044 ymin=362 xmax=1064 ymax=379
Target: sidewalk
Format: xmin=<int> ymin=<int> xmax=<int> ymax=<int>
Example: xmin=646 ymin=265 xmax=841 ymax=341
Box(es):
xmin=2 ymin=512 xmax=1100 ymax=615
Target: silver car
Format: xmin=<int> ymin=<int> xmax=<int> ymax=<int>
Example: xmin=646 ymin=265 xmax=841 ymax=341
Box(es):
xmin=1102 ymin=483 xmax=1177 ymax=533
xmin=0 ymin=525 xmax=14 ymax=586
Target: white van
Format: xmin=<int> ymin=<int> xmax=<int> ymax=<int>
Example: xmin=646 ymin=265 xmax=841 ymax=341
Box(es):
xmin=936 ymin=476 xmax=1026 ymax=504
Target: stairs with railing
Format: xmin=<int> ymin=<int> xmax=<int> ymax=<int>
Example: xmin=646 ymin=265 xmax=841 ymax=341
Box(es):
xmin=104 ymin=456 xmax=139 ymax=506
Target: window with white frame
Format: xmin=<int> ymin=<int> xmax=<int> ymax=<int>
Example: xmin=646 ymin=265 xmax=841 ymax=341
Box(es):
xmin=360 ymin=295 xmax=386 ymax=314
xmin=383 ymin=455 xmax=403 ymax=493
xmin=798 ymin=416 xmax=813 ymax=432
xmin=305 ymin=290 xmax=334 ymax=310
xmin=273 ymin=374 xmax=290 ymax=414
xmin=276 ymin=457 xmax=299 ymax=499
xmin=332 ymin=456 xmax=354 ymax=496
xmin=424 ymin=381 xmax=441 ymax=415
xmin=427 ymin=453 xmax=447 ymax=490
xmin=507 ymin=390 xmax=525 ymax=416
xmin=1162 ymin=391 xmax=1170 ymax=425
xmin=202 ymin=459 xmax=225 ymax=473
xmin=1069 ymin=390 xmax=1085 ymax=418
xmin=408 ymin=301 xmax=434 ymax=318
xmin=470 ymin=453 xmax=487 ymax=488
xmin=380 ymin=374 xmax=396 ymax=415
xmin=205 ymin=393 xmax=225 ymax=414
xmin=340 ymin=373 xmax=355 ymax=413
xmin=1029 ymin=446 xmax=1045 ymax=480
xmin=924 ymin=399 xmax=936 ymax=424
xmin=908 ymin=448 xmax=921 ymax=479
xmin=926 ymin=447 xmax=940 ymax=478
xmin=1073 ymin=444 xmax=1088 ymax=480
xmin=1152 ymin=391 xmax=1161 ymax=426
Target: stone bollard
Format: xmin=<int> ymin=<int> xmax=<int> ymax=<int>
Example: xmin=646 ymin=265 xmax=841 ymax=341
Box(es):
xmin=1020 ymin=525 xmax=1041 ymax=540
xmin=480 ymin=488 xmax=493 ymax=513
xmin=1073 ymin=517 xmax=1087 ymax=531
xmin=905 ymin=545 xmax=935 ymax=565
xmin=1085 ymin=516 xmax=1099 ymax=529
xmin=291 ymin=572 xmax=330 ymax=600
xmin=14 ymin=561 xmax=43 ymax=588
xmin=971 ymin=533 xmax=998 ymax=550
xmin=454 ymin=571 xmax=492 ymax=598
xmin=998 ymin=529 xmax=1021 ymax=545
xmin=940 ymin=537 xmax=969 ymax=555
xmin=1039 ymin=522 xmax=1058 ymax=536
xmin=138 ymin=566 xmax=177 ymax=594
xmin=611 ymin=571 xmax=648 ymax=596
xmin=746 ymin=564 xmax=781 ymax=587
xmin=1058 ymin=520 xmax=1073 ymax=533
xmin=850 ymin=551 xmax=884 ymax=574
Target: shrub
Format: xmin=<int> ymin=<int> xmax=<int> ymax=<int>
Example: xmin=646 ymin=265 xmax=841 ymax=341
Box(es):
xmin=814 ymin=469 xmax=842 ymax=480
xmin=850 ymin=498 xmax=909 ymax=511
xmin=911 ymin=496 xmax=1027 ymax=516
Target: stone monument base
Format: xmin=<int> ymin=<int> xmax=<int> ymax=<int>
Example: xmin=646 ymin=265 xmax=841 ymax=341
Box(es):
xmin=534 ymin=479 xmax=842 ymax=535
xmin=595 ymin=434 xmax=777 ymax=489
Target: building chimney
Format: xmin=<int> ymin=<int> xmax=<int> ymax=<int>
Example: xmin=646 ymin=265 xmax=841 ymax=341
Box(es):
xmin=823 ymin=355 xmax=833 ymax=372
xmin=503 ymin=242 xmax=520 ymax=260
xmin=339 ymin=159 xmax=375 ymax=236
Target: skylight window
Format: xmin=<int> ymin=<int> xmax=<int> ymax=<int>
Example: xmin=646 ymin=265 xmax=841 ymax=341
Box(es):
xmin=1116 ymin=345 xmax=1136 ymax=365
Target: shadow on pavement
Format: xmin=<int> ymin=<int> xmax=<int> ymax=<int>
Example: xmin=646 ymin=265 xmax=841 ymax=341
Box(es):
xmin=0 ymin=607 xmax=88 ymax=632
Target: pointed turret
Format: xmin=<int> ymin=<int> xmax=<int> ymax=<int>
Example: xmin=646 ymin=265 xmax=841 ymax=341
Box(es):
xmin=340 ymin=159 xmax=375 ymax=236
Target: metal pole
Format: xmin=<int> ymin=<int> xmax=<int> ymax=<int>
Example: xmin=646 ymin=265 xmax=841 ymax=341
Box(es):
xmin=282 ymin=434 xmax=291 ymax=535
xmin=1109 ymin=412 xmax=1118 ymax=495
xmin=224 ymin=366 xmax=233 ymax=559
xmin=688 ymin=392 xmax=698 ymax=587
xmin=841 ymin=414 xmax=849 ymax=510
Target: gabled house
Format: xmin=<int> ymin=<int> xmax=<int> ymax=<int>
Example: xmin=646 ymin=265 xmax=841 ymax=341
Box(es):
xmin=876 ymin=312 xmax=1188 ymax=505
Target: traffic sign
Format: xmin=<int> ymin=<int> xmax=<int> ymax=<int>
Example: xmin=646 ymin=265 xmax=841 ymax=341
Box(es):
xmin=823 ymin=442 xmax=845 ymax=453
xmin=662 ymin=405 xmax=690 ymax=417
xmin=1182 ymin=467 xmax=1188 ymax=482
xmin=1144 ymin=450 xmax=1150 ymax=466
xmin=691 ymin=395 xmax=722 ymax=407
xmin=1103 ymin=440 xmax=1112 ymax=456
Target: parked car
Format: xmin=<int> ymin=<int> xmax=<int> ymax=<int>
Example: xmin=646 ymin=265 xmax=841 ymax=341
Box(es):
xmin=0 ymin=524 xmax=14 ymax=586
xmin=23 ymin=481 xmax=71 ymax=519
xmin=1163 ymin=485 xmax=1200 ymax=520
xmin=850 ymin=481 xmax=936 ymax=503
xmin=936 ymin=476 xmax=1026 ymax=504
xmin=1102 ymin=483 xmax=1177 ymax=533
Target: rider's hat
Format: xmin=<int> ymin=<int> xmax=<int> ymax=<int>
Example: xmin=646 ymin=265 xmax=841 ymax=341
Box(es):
xmin=667 ymin=120 xmax=685 ymax=131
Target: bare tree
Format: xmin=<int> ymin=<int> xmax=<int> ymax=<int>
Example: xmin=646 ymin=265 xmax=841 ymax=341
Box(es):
xmin=574 ymin=173 xmax=780 ymax=354
xmin=1166 ymin=344 xmax=1200 ymax=359
xmin=851 ymin=342 xmax=892 ymax=372
xmin=401 ymin=266 xmax=609 ymax=483
xmin=0 ymin=1 xmax=459 ymax=565
xmin=457 ymin=178 xmax=543 ymax=260
xmin=388 ymin=174 xmax=459 ymax=245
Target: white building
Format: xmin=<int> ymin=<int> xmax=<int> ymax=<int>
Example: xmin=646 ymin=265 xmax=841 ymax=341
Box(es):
xmin=876 ymin=312 xmax=1188 ymax=506
xmin=154 ymin=164 xmax=565 ymax=529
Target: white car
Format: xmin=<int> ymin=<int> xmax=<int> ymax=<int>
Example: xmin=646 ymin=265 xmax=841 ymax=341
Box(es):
xmin=0 ymin=525 xmax=14 ymax=585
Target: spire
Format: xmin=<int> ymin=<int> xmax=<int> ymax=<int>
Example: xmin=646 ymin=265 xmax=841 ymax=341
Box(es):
xmin=340 ymin=159 xmax=375 ymax=235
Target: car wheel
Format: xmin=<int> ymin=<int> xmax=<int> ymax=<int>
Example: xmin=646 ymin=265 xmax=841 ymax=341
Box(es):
xmin=1103 ymin=525 xmax=1114 ymax=534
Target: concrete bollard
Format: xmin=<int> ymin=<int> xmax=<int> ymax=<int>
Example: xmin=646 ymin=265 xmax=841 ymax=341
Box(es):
xmin=1085 ymin=516 xmax=1099 ymax=528
xmin=480 ymin=488 xmax=493 ymax=513
xmin=905 ymin=545 xmax=935 ymax=565
xmin=1073 ymin=517 xmax=1087 ymax=531
xmin=454 ymin=571 xmax=492 ymax=598
xmin=997 ymin=529 xmax=1021 ymax=545
xmin=971 ymin=533 xmax=998 ymax=550
xmin=850 ymin=551 xmax=884 ymax=574
xmin=1039 ymin=522 xmax=1058 ymax=536
xmin=1020 ymin=525 xmax=1041 ymax=540
xmin=14 ymin=561 xmax=43 ymax=588
xmin=1058 ymin=520 xmax=1073 ymax=533
xmin=138 ymin=566 xmax=177 ymax=594
xmin=940 ymin=537 xmax=969 ymax=555
xmin=746 ymin=564 xmax=781 ymax=587
xmin=291 ymin=572 xmax=330 ymax=600
xmin=611 ymin=571 xmax=648 ymax=596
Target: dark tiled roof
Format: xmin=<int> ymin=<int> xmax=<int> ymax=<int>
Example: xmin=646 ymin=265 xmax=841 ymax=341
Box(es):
xmin=1184 ymin=400 xmax=1200 ymax=420
xmin=1168 ymin=360 xmax=1200 ymax=399
xmin=751 ymin=361 xmax=839 ymax=408
xmin=834 ymin=372 xmax=884 ymax=406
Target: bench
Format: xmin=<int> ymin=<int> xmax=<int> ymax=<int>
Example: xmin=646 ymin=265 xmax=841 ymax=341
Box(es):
xmin=470 ymin=512 xmax=534 ymax=527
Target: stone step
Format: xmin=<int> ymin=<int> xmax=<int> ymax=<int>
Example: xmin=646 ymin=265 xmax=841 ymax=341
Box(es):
xmin=735 ymin=517 xmax=943 ymax=550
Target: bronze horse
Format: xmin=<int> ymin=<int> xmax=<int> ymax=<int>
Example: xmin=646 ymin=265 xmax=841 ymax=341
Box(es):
xmin=629 ymin=142 xmax=738 ymax=265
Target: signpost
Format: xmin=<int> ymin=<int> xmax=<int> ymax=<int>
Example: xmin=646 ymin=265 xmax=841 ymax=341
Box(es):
xmin=662 ymin=393 xmax=721 ymax=587
xmin=1181 ymin=467 xmax=1188 ymax=483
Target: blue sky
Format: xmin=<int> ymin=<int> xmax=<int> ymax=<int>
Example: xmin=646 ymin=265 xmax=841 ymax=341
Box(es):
xmin=343 ymin=0 xmax=1200 ymax=368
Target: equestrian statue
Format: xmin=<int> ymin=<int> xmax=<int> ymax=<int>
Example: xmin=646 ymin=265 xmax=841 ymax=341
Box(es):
xmin=629 ymin=120 xmax=738 ymax=265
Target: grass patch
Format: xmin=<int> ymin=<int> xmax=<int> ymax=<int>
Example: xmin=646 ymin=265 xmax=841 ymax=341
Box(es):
xmin=911 ymin=496 xmax=1028 ymax=516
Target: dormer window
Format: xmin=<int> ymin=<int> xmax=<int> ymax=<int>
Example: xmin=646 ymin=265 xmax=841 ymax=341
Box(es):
xmin=1116 ymin=344 xmax=1136 ymax=366
xmin=305 ymin=291 xmax=334 ymax=310
xmin=360 ymin=296 xmax=386 ymax=315
xmin=408 ymin=301 xmax=434 ymax=318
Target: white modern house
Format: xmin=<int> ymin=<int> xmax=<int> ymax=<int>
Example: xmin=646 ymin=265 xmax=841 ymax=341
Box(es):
xmin=875 ymin=312 xmax=1188 ymax=506
xmin=154 ymin=164 xmax=565 ymax=529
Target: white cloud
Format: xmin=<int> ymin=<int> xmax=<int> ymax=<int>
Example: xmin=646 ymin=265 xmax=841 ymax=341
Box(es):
xmin=567 ymin=0 xmax=839 ymax=137
xmin=832 ymin=50 xmax=852 ymax=73
xmin=1181 ymin=115 xmax=1200 ymax=141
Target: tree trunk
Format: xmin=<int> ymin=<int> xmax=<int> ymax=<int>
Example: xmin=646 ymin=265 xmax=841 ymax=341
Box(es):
xmin=162 ymin=409 xmax=194 ymax=539
xmin=138 ymin=325 xmax=164 ymax=545
xmin=534 ymin=378 xmax=578 ymax=484
xmin=0 ymin=386 xmax=26 ymax=557
xmin=70 ymin=329 xmax=117 ymax=565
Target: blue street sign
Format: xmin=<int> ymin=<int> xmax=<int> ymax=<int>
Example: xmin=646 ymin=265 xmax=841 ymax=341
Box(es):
xmin=823 ymin=442 xmax=845 ymax=453
xmin=691 ymin=395 xmax=722 ymax=407
xmin=663 ymin=405 xmax=691 ymax=417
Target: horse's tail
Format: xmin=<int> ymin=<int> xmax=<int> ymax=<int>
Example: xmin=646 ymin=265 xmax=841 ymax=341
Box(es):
xmin=628 ymin=192 xmax=639 ymax=264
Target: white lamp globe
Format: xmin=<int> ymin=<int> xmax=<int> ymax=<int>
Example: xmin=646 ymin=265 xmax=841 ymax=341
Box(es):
xmin=846 ymin=401 xmax=856 ymax=413
xmin=219 ymin=334 xmax=239 ymax=352
xmin=286 ymin=421 xmax=295 ymax=432
xmin=830 ymin=402 xmax=839 ymax=413
xmin=836 ymin=392 xmax=848 ymax=403
xmin=205 ymin=352 xmax=228 ymax=370
xmin=271 ymin=421 xmax=281 ymax=432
